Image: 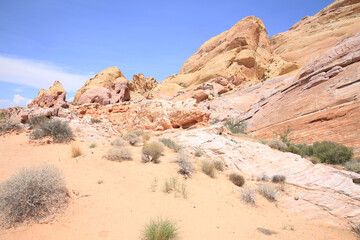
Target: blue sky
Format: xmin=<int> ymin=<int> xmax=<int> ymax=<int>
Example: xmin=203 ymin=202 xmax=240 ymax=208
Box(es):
xmin=0 ymin=0 xmax=333 ymax=108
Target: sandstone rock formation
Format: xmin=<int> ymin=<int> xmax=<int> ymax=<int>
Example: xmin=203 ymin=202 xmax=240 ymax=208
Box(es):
xmin=155 ymin=16 xmax=298 ymax=98
xmin=74 ymin=67 xmax=128 ymax=103
xmin=77 ymin=87 xmax=112 ymax=105
xmin=163 ymin=125 xmax=360 ymax=225
xmin=129 ymin=73 xmax=157 ymax=93
xmin=271 ymin=0 xmax=360 ymax=66
xmin=28 ymin=81 xmax=67 ymax=108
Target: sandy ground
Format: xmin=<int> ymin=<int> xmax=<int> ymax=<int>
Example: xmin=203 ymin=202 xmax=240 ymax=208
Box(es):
xmin=0 ymin=133 xmax=356 ymax=240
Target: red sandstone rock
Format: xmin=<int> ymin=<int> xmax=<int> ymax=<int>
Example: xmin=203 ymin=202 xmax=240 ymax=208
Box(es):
xmin=28 ymin=81 xmax=68 ymax=108
xmin=77 ymin=87 xmax=112 ymax=105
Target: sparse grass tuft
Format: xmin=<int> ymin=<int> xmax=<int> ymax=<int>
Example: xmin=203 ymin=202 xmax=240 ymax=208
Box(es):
xmin=0 ymin=165 xmax=68 ymax=228
xmin=142 ymin=141 xmax=164 ymax=164
xmin=201 ymin=160 xmax=215 ymax=178
xmin=105 ymin=146 xmax=132 ymax=162
xmin=229 ymin=172 xmax=245 ymax=187
xmin=150 ymin=177 xmax=158 ymax=192
xmin=224 ymin=118 xmax=247 ymax=134
xmin=214 ymin=160 xmax=224 ymax=171
xmin=111 ymin=138 xmax=126 ymax=147
xmin=71 ymin=143 xmax=82 ymax=158
xmin=30 ymin=120 xmax=73 ymax=143
xmin=258 ymin=184 xmax=277 ymax=201
xmin=141 ymin=218 xmax=178 ymax=240
xmin=272 ymin=175 xmax=286 ymax=183
xmin=123 ymin=133 xmax=140 ymax=146
xmin=241 ymin=187 xmax=256 ymax=205
xmin=90 ymin=118 xmax=101 ymax=124
xmin=163 ymin=177 xmax=187 ymax=198
xmin=89 ymin=143 xmax=96 ymax=149
xmin=160 ymin=138 xmax=182 ymax=152
xmin=193 ymin=147 xmax=203 ymax=157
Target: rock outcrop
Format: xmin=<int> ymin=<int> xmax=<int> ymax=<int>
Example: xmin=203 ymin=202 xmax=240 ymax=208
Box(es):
xmin=129 ymin=73 xmax=157 ymax=93
xmin=271 ymin=0 xmax=360 ymax=66
xmin=74 ymin=67 xmax=128 ymax=103
xmin=155 ymin=16 xmax=298 ymax=98
xmin=77 ymin=87 xmax=112 ymax=105
xmin=28 ymin=81 xmax=68 ymax=108
xmin=163 ymin=126 xmax=360 ymax=226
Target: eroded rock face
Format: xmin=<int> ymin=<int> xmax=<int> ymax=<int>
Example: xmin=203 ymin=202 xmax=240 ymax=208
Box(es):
xmin=129 ymin=73 xmax=157 ymax=93
xmin=155 ymin=16 xmax=298 ymax=98
xmin=271 ymin=0 xmax=360 ymax=66
xmin=28 ymin=81 xmax=68 ymax=108
xmin=74 ymin=67 xmax=128 ymax=103
xmin=110 ymin=82 xmax=130 ymax=103
xmin=77 ymin=87 xmax=112 ymax=105
xmin=163 ymin=126 xmax=360 ymax=226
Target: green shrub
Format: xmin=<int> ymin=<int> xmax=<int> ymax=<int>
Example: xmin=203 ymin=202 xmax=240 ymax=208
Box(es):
xmin=105 ymin=146 xmax=132 ymax=162
xmin=30 ymin=120 xmax=73 ymax=143
xmin=89 ymin=143 xmax=96 ymax=148
xmin=142 ymin=141 xmax=164 ymax=164
xmin=123 ymin=133 xmax=140 ymax=146
xmin=285 ymin=144 xmax=305 ymax=157
xmin=160 ymin=138 xmax=182 ymax=152
xmin=296 ymin=143 xmax=314 ymax=156
xmin=214 ymin=160 xmax=224 ymax=171
xmin=312 ymin=141 xmax=353 ymax=164
xmin=0 ymin=120 xmax=21 ymax=134
xmin=344 ymin=159 xmax=360 ymax=173
xmin=0 ymin=165 xmax=68 ymax=228
xmin=268 ymin=139 xmax=287 ymax=151
xmin=131 ymin=129 xmax=144 ymax=136
xmin=272 ymin=175 xmax=286 ymax=183
xmin=258 ymin=184 xmax=277 ymax=201
xmin=308 ymin=156 xmax=321 ymax=164
xmin=201 ymin=160 xmax=215 ymax=178
xmin=90 ymin=118 xmax=101 ymax=124
xmin=224 ymin=118 xmax=246 ymax=134
xmin=141 ymin=218 xmax=178 ymax=240
xmin=229 ymin=173 xmax=245 ymax=187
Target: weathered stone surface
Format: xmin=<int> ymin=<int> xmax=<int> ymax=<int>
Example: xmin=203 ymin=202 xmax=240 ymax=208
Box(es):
xmin=129 ymin=73 xmax=157 ymax=93
xmin=155 ymin=16 xmax=298 ymax=98
xmin=8 ymin=107 xmax=60 ymax=124
xmin=74 ymin=67 xmax=128 ymax=103
xmin=110 ymin=82 xmax=130 ymax=103
xmin=28 ymin=81 xmax=68 ymax=108
xmin=192 ymin=91 xmax=208 ymax=103
xmin=163 ymin=126 xmax=360 ymax=225
xmin=271 ymin=0 xmax=360 ymax=66
xmin=77 ymin=87 xmax=112 ymax=105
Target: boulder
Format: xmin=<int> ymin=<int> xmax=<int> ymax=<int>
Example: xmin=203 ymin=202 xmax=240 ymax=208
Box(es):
xmin=129 ymin=73 xmax=157 ymax=93
xmin=28 ymin=81 xmax=68 ymax=108
xmin=77 ymin=87 xmax=112 ymax=105
xmin=192 ymin=91 xmax=208 ymax=103
xmin=110 ymin=82 xmax=131 ymax=103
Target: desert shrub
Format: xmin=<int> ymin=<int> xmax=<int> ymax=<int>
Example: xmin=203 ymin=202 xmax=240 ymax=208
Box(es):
xmin=193 ymin=147 xmax=203 ymax=157
xmin=142 ymin=141 xmax=164 ymax=164
xmin=0 ymin=120 xmax=21 ymax=134
xmin=258 ymin=184 xmax=277 ymax=201
xmin=141 ymin=218 xmax=178 ymax=240
xmin=312 ymin=141 xmax=353 ymax=164
xmin=296 ymin=143 xmax=314 ymax=156
xmin=176 ymin=152 xmax=195 ymax=178
xmin=90 ymin=118 xmax=101 ymax=124
xmin=28 ymin=116 xmax=48 ymax=127
xmin=30 ymin=120 xmax=73 ymax=143
xmin=285 ymin=144 xmax=305 ymax=157
xmin=256 ymin=173 xmax=269 ymax=182
xmin=123 ymin=133 xmax=140 ymax=146
xmin=351 ymin=224 xmax=360 ymax=239
xmin=344 ymin=159 xmax=360 ymax=173
xmin=309 ymin=156 xmax=321 ymax=164
xmin=71 ymin=143 xmax=82 ymax=158
xmin=229 ymin=173 xmax=245 ymax=187
xmin=0 ymin=165 xmax=68 ymax=228
xmin=272 ymin=175 xmax=286 ymax=183
xmin=201 ymin=160 xmax=215 ymax=178
xmin=241 ymin=187 xmax=256 ymax=205
xmin=143 ymin=133 xmax=151 ymax=142
xmin=160 ymin=138 xmax=182 ymax=152
xmin=89 ymin=143 xmax=96 ymax=149
xmin=131 ymin=129 xmax=144 ymax=136
xmin=258 ymin=139 xmax=267 ymax=145
xmin=214 ymin=160 xmax=224 ymax=171
xmin=274 ymin=128 xmax=292 ymax=146
xmin=224 ymin=118 xmax=246 ymax=134
xmin=111 ymin=138 xmax=126 ymax=147
xmin=105 ymin=146 xmax=132 ymax=162
xmin=268 ymin=139 xmax=287 ymax=151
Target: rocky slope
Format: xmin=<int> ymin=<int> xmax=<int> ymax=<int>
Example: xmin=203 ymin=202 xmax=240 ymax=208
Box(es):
xmin=271 ymin=0 xmax=360 ymax=66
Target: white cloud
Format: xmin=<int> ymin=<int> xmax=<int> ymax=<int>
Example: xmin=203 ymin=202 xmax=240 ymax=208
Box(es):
xmin=0 ymin=55 xmax=92 ymax=92
xmin=14 ymin=88 xmax=23 ymax=92
xmin=0 ymin=94 xmax=32 ymax=109
xmin=68 ymin=97 xmax=74 ymax=102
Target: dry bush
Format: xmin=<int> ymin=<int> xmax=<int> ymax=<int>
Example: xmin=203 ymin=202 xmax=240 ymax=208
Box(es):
xmin=123 ymin=133 xmax=140 ymax=146
xmin=111 ymin=138 xmax=126 ymax=147
xmin=28 ymin=116 xmax=48 ymax=127
xmin=141 ymin=218 xmax=178 ymax=240
xmin=201 ymin=160 xmax=215 ymax=178
xmin=142 ymin=141 xmax=164 ymax=164
xmin=214 ymin=160 xmax=224 ymax=171
xmin=0 ymin=165 xmax=68 ymax=228
xmin=224 ymin=118 xmax=247 ymax=134
xmin=71 ymin=143 xmax=82 ymax=158
xmin=131 ymin=129 xmax=144 ymax=136
xmin=30 ymin=120 xmax=73 ymax=143
xmin=160 ymin=138 xmax=182 ymax=152
xmin=272 ymin=175 xmax=286 ymax=183
xmin=105 ymin=146 xmax=132 ymax=162
xmin=229 ymin=173 xmax=245 ymax=187
xmin=309 ymin=156 xmax=321 ymax=164
xmin=176 ymin=152 xmax=195 ymax=178
xmin=90 ymin=118 xmax=101 ymax=124
xmin=258 ymin=184 xmax=277 ymax=201
xmin=142 ymin=133 xmax=151 ymax=143
xmin=193 ymin=147 xmax=203 ymax=157
xmin=0 ymin=120 xmax=21 ymax=134
xmin=268 ymin=139 xmax=287 ymax=151
xmin=351 ymin=224 xmax=360 ymax=239
xmin=256 ymin=173 xmax=269 ymax=182
xmin=345 ymin=159 xmax=360 ymax=173
xmin=241 ymin=187 xmax=256 ymax=205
